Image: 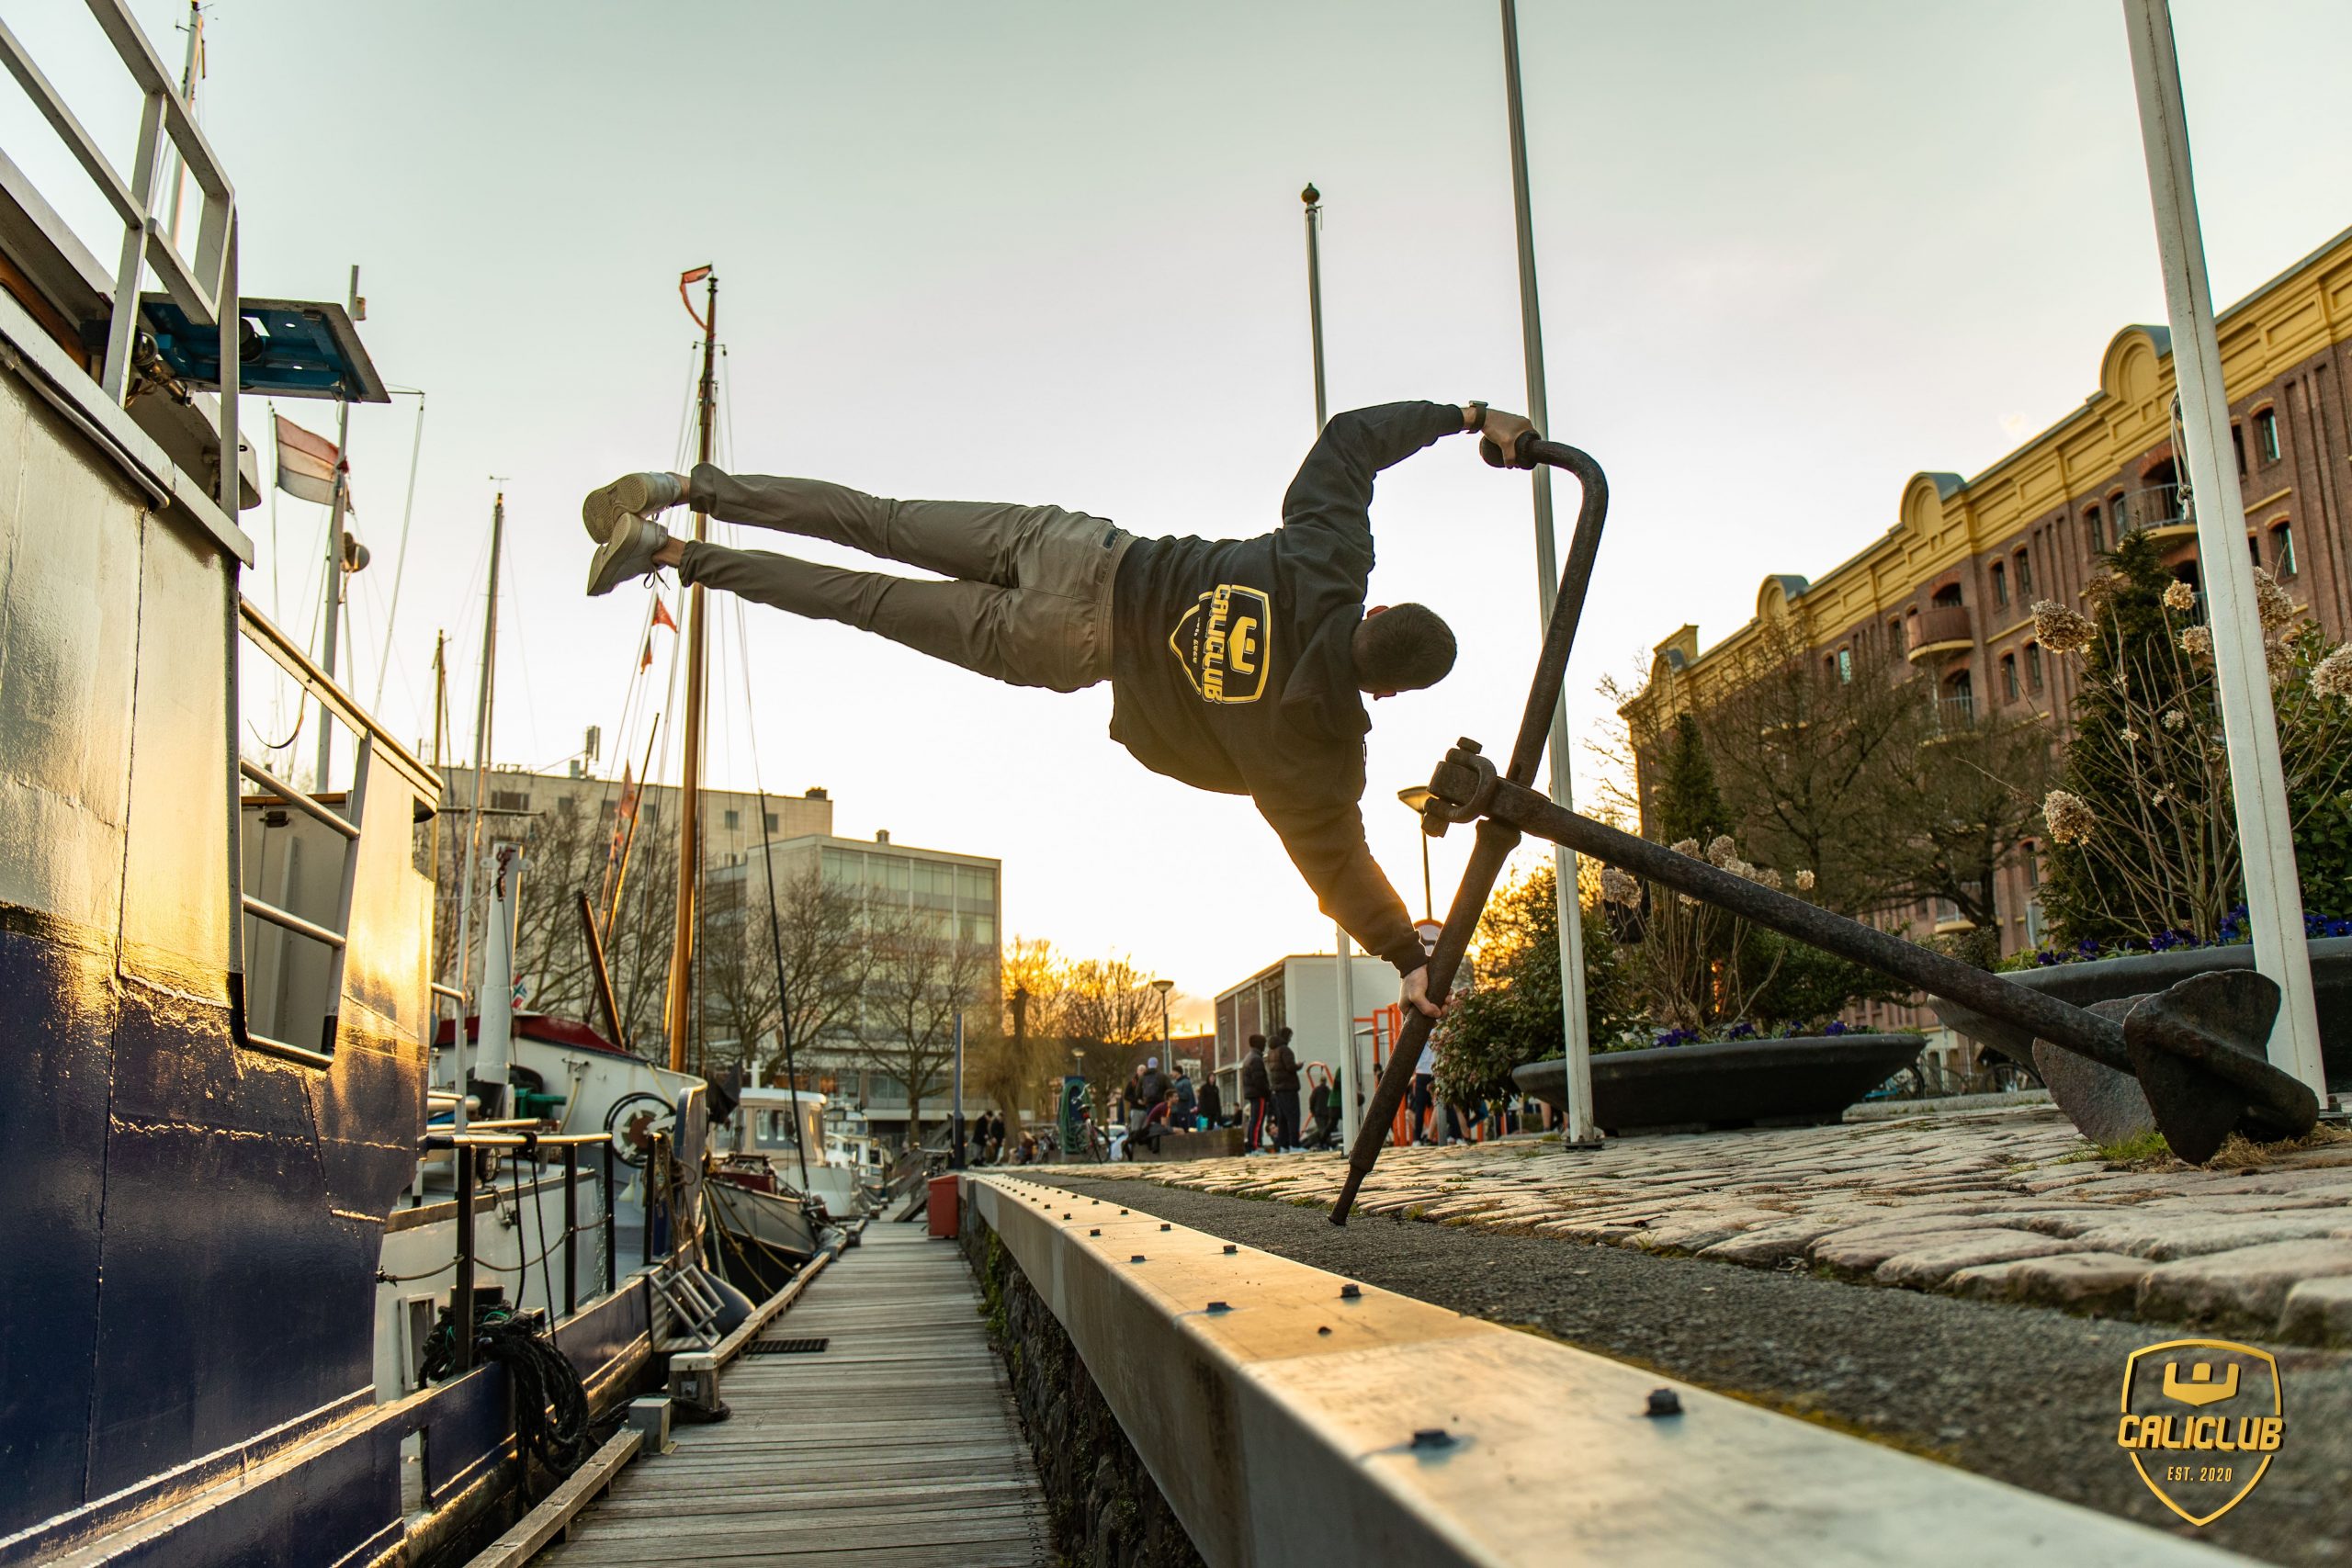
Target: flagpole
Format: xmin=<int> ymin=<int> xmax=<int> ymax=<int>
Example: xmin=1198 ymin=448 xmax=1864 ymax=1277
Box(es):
xmin=314 ymin=263 xmax=358 ymax=792
xmin=1498 ymin=0 xmax=1599 ymax=1146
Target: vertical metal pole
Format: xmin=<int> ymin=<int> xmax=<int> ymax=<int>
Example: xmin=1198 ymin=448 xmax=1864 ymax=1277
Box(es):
xmin=1499 ymin=0 xmax=1598 ymax=1144
xmin=561 ymin=1144 xmax=579 ymax=1317
xmin=314 ymin=265 xmax=358 ymax=794
xmin=601 ymin=1144 xmax=617 ymax=1293
xmin=2120 ymin=0 xmax=2325 ymax=1098
xmin=1302 ymin=183 xmax=1368 ymax=1154
xmin=452 ymin=1144 xmax=476 ymax=1374
xmin=951 ymin=1010 xmax=967 ymax=1170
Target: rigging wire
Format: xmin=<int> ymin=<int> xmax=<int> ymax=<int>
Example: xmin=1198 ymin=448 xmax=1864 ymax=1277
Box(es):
xmin=372 ymin=389 xmax=429 ymax=711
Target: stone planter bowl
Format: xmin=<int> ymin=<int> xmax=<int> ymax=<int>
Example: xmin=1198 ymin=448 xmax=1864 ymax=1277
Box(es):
xmin=1513 ymin=1033 xmax=1927 ymax=1136
xmin=1928 ymin=935 xmax=2352 ymax=1091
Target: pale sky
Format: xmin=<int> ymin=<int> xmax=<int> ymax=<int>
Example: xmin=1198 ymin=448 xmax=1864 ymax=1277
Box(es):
xmin=14 ymin=2 xmax=2352 ymax=1026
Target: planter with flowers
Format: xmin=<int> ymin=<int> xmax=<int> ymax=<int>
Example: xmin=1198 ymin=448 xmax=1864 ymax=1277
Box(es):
xmin=1513 ymin=833 xmax=1922 ymax=1134
xmin=1927 ymin=534 xmax=2352 ymax=1136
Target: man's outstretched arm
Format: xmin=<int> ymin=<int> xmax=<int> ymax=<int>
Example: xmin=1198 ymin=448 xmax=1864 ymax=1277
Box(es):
xmin=1258 ymin=795 xmax=1444 ymax=1016
xmin=1279 ymin=402 xmax=1537 ymax=563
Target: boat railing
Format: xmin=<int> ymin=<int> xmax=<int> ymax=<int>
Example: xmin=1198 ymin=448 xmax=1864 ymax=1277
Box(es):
xmin=417 ymin=1129 xmax=616 ymax=1374
xmin=0 ymin=0 xmax=242 ymax=509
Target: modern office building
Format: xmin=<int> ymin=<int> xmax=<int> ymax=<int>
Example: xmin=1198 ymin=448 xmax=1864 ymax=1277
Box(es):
xmin=712 ymin=830 xmax=1004 ymax=1147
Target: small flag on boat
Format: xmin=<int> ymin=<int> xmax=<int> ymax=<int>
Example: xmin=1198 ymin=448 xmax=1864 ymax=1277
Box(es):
xmin=639 ymin=636 xmax=653 ymax=672
xmin=272 ymin=413 xmax=354 ymax=511
xmin=679 ymin=264 xmax=714 ymax=329
xmin=651 ymin=597 xmax=679 ymax=633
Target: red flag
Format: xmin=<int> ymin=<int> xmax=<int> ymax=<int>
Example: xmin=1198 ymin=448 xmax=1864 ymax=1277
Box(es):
xmin=651 ymin=598 xmax=679 ymax=633
xmin=639 ymin=636 xmax=653 ymax=671
xmin=679 ymin=264 xmax=714 ymax=330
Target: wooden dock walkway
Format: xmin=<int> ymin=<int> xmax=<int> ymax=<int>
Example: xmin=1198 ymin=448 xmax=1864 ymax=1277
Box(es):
xmin=541 ymin=1223 xmax=1051 ymax=1567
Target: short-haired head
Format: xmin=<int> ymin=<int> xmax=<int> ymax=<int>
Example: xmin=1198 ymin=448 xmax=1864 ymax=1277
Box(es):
xmin=1353 ymin=604 xmax=1456 ymax=697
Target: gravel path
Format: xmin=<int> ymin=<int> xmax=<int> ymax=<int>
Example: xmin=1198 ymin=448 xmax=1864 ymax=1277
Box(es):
xmin=1034 ymin=1175 xmax=2352 ymax=1566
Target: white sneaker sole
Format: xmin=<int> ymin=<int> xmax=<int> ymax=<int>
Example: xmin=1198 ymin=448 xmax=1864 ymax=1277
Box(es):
xmin=582 ymin=473 xmax=673 ymax=544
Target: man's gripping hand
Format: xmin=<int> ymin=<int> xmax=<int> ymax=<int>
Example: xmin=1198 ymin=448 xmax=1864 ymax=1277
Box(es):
xmin=1474 ymin=407 xmax=1537 ymax=467
xmin=1402 ymin=964 xmax=1445 ymax=1020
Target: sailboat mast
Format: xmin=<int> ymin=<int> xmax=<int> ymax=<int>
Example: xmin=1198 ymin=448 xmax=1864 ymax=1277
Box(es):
xmin=664 ymin=269 xmax=718 ymax=1073
xmin=451 ymin=493 xmax=504 ymax=1089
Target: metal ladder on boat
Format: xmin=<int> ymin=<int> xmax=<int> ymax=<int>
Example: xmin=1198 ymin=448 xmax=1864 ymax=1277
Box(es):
xmin=235 ymin=729 xmax=372 ymax=1060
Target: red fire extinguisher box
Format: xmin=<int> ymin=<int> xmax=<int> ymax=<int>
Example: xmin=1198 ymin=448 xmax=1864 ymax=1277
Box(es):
xmin=927 ymin=1173 xmax=960 ymax=1239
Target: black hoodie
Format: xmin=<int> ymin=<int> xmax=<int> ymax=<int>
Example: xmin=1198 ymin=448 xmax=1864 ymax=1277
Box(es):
xmin=1107 ymin=400 xmax=1464 ymax=975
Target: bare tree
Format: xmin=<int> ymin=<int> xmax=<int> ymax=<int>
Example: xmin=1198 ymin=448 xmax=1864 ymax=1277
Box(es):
xmin=854 ymin=908 xmax=998 ymax=1148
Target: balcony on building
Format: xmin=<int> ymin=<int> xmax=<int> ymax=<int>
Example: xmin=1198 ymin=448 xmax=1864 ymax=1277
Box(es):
xmin=2123 ymin=475 xmax=2193 ymax=541
xmin=1923 ymin=686 xmax=1976 ymax=742
xmin=1905 ymin=603 xmax=1973 ymax=662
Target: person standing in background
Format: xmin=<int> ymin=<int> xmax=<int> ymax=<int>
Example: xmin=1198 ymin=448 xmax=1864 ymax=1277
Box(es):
xmin=1267 ymin=1026 xmax=1302 ymax=1152
xmin=1241 ymin=1034 xmax=1272 ymax=1154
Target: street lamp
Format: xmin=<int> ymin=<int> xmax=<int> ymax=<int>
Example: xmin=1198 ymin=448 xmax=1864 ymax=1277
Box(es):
xmin=1396 ymin=786 xmax=1437 ymax=923
xmin=1150 ymin=977 xmax=1174 ymax=1059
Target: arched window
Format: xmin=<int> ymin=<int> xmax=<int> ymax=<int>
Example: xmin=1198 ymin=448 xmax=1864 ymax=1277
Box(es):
xmin=1931 ymin=583 xmax=1962 ymax=609
xmin=2109 ymin=491 xmax=2129 ymax=534
xmin=2254 ymin=406 xmax=2281 ymax=464
xmin=2272 ymin=519 xmax=2298 ymax=577
xmin=2000 ymin=653 xmax=2019 ymax=702
xmin=2015 ymin=547 xmax=2033 ymax=597
xmin=2026 ymin=641 xmax=2043 ymax=693
xmin=1836 ymin=647 xmax=1853 ymax=683
xmin=1990 ymin=560 xmax=2008 ymax=609
xmin=2085 ymin=503 xmax=2104 ymax=553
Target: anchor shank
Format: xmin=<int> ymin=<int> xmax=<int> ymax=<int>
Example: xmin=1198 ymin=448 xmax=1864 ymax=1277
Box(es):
xmin=1458 ymin=765 xmax=2139 ymax=1075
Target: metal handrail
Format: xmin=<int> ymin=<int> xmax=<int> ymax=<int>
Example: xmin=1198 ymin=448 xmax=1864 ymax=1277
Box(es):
xmin=238 ymin=758 xmax=358 ymax=839
xmin=240 ymin=892 xmax=345 ymax=951
xmin=0 ymin=2 xmax=240 ymax=504
xmin=239 ymin=598 xmax=435 ymax=790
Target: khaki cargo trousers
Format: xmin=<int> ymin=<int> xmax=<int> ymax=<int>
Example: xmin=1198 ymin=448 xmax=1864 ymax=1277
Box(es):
xmin=677 ymin=466 xmax=1132 ymax=693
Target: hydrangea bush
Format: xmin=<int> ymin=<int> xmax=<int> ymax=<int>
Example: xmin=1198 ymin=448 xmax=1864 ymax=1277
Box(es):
xmin=2031 ymin=529 xmax=2352 ymax=949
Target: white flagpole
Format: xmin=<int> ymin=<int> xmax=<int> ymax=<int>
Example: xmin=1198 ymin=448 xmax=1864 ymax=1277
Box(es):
xmin=2120 ymin=0 xmax=2324 ymax=1098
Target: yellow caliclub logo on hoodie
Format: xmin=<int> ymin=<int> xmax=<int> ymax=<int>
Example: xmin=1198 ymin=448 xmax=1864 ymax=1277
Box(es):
xmin=1169 ymin=584 xmax=1271 ymax=705
xmin=2115 ymin=1338 xmax=2285 ymax=1526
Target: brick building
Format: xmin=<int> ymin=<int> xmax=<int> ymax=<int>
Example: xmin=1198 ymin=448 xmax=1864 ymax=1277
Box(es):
xmin=1622 ymin=223 xmax=2352 ymax=1038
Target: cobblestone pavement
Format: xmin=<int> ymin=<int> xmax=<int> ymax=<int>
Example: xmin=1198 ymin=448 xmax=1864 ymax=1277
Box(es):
xmin=1075 ymin=1106 xmax=2352 ymax=1345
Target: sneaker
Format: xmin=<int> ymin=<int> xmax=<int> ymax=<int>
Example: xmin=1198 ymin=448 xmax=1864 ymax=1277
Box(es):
xmin=586 ymin=513 xmax=669 ymax=596
xmin=581 ymin=471 xmax=684 ymax=543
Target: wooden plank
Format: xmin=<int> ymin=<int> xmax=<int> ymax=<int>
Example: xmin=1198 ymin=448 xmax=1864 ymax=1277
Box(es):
xmin=463 ymin=1427 xmax=642 ymax=1568
xmin=540 ymin=1218 xmax=1047 ymax=1567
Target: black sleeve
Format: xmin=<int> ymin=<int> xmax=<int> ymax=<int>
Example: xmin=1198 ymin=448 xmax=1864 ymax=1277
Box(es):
xmin=1256 ymin=794 xmax=1427 ymax=975
xmin=1278 ymin=401 xmax=1466 ymax=570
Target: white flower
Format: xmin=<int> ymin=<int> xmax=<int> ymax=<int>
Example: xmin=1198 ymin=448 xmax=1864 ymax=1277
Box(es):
xmin=2312 ymin=645 xmax=2352 ymax=700
xmin=1796 ymin=869 xmax=1817 ymax=892
xmin=2179 ymin=624 xmax=2214 ymax=658
xmin=2163 ymin=580 xmax=2196 ymax=612
xmin=1600 ymin=866 xmax=1640 ymax=904
xmin=1705 ymin=834 xmax=1740 ymax=869
xmin=2253 ymin=568 xmax=2297 ymax=634
xmin=2043 ymin=788 xmax=2095 ymax=847
xmin=2120 ymin=727 xmax=2140 ymax=744
xmin=2162 ymin=708 xmax=2187 ymax=730
xmin=2031 ymin=600 xmax=2096 ymax=655
xmin=2152 ymin=790 xmax=2169 ymax=807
